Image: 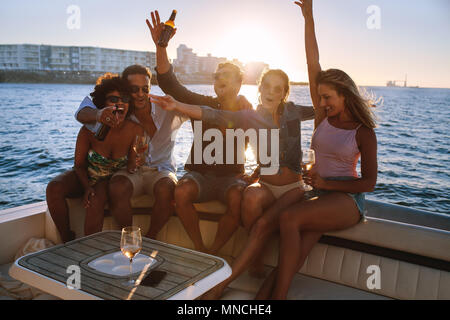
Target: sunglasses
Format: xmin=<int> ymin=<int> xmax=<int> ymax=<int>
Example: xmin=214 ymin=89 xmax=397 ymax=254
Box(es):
xmin=106 ymin=95 xmax=131 ymax=104
xmin=130 ymin=85 xmax=150 ymax=94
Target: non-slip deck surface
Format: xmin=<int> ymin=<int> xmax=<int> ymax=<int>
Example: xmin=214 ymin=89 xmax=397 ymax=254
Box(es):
xmin=18 ymin=231 xmax=224 ymax=300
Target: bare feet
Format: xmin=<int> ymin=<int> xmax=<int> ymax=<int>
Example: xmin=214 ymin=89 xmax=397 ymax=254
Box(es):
xmin=255 ymin=268 xmax=277 ymax=300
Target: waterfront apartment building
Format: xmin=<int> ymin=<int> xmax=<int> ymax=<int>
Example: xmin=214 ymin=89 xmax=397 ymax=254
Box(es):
xmin=174 ymin=44 xmax=229 ymax=74
xmin=0 ymin=44 xmax=156 ymax=74
xmin=173 ymin=44 xmax=268 ymax=84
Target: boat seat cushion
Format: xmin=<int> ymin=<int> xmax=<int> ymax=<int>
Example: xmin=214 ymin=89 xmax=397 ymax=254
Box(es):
xmin=223 ymin=268 xmax=390 ymax=300
xmin=43 ymin=196 xmax=450 ymax=300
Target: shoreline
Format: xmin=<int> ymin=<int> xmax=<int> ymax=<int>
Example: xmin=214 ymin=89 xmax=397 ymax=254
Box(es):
xmin=0 ymin=72 xmax=448 ymax=89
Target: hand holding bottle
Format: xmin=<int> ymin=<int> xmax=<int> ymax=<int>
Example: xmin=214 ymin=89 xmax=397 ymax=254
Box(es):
xmin=146 ymin=10 xmax=177 ymax=48
xmin=97 ymin=106 xmax=120 ymax=128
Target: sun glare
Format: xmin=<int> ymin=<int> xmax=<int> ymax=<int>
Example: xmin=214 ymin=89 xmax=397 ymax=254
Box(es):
xmin=213 ymin=23 xmax=279 ymax=66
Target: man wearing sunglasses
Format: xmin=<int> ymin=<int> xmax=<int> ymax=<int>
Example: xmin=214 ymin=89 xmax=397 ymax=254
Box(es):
xmin=148 ymin=11 xmax=254 ymax=254
xmin=46 ymin=65 xmax=187 ymax=242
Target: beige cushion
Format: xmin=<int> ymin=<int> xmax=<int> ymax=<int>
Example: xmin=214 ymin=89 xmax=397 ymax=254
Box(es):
xmin=223 ymin=268 xmax=389 ymax=300
xmin=43 ymin=196 xmax=450 ymax=300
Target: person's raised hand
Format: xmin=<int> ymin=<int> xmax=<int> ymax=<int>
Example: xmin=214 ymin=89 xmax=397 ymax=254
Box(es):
xmin=149 ymin=94 xmax=178 ymax=111
xmin=294 ymin=0 xmax=313 ymax=19
xmin=146 ymin=10 xmax=177 ymax=47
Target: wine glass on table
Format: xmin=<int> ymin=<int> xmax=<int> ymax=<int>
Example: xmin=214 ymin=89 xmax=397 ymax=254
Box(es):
xmin=133 ymin=134 xmax=149 ymax=173
xmin=121 ymin=226 xmax=142 ymax=287
xmin=301 ymin=149 xmax=316 ymax=192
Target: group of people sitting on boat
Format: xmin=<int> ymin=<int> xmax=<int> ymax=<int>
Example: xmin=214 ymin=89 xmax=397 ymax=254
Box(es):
xmin=46 ymin=0 xmax=378 ymax=299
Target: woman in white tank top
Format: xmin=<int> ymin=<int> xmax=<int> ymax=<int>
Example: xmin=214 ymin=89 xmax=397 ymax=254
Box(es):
xmin=256 ymin=0 xmax=379 ymax=300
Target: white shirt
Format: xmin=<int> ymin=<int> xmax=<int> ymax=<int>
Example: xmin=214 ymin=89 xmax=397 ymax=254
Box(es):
xmin=75 ymin=96 xmax=187 ymax=173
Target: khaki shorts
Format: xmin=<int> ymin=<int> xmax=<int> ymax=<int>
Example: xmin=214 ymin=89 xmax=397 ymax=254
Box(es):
xmin=113 ymin=167 xmax=178 ymax=197
xmin=260 ymin=181 xmax=304 ymax=200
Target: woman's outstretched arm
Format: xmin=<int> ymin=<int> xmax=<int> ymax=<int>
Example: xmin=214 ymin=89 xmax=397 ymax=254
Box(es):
xmin=295 ymin=0 xmax=326 ymax=128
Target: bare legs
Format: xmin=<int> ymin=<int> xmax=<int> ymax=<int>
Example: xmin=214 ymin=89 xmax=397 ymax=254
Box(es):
xmin=269 ymin=192 xmax=361 ymax=299
xmin=46 ymin=169 xmax=84 ymax=243
xmin=240 ymin=184 xmax=276 ymax=278
xmin=84 ymin=180 xmax=109 ymax=235
xmin=109 ymin=174 xmax=177 ymax=239
xmin=108 ymin=175 xmax=134 ymax=229
xmin=146 ymin=177 xmax=176 ymax=239
xmin=209 ymin=185 xmax=245 ymax=255
xmin=174 ymin=179 xmax=207 ymax=252
xmin=202 ymin=187 xmax=305 ymax=300
xmin=175 ymin=178 xmax=245 ymax=254
xmin=255 ymin=231 xmax=322 ymax=299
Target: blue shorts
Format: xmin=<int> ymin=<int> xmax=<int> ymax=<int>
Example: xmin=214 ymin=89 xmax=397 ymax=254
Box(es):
xmin=307 ymin=177 xmax=366 ymax=219
xmin=180 ymin=171 xmax=248 ymax=203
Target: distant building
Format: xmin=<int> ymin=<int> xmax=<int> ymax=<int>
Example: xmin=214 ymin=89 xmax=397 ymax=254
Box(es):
xmin=244 ymin=61 xmax=269 ymax=84
xmin=172 ymin=44 xmax=269 ymax=84
xmin=0 ymin=44 xmax=156 ymax=74
xmin=174 ymin=44 xmax=199 ymax=74
xmin=174 ymin=44 xmax=232 ymax=75
xmin=200 ymin=54 xmax=228 ymax=74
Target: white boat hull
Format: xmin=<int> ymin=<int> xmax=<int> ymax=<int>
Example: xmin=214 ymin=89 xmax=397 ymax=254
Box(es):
xmin=1 ymin=198 xmax=449 ymax=300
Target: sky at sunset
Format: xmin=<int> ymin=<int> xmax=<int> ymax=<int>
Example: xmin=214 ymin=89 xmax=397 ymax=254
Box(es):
xmin=1 ymin=0 xmax=449 ymax=88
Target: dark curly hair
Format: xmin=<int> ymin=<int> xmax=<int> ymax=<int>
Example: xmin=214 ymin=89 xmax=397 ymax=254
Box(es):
xmin=90 ymin=73 xmax=133 ymax=117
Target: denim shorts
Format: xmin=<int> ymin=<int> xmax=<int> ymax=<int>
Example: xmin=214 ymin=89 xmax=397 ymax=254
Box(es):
xmin=308 ymin=177 xmax=366 ymax=219
xmin=180 ymin=171 xmax=248 ymax=203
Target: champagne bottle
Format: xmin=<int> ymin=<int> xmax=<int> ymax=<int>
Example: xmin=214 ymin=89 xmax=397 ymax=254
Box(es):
xmin=95 ymin=107 xmax=117 ymax=141
xmin=158 ymin=10 xmax=177 ymax=48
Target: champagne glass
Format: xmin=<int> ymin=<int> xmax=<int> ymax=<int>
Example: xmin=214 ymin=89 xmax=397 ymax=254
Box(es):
xmin=120 ymin=226 xmax=142 ymax=287
xmin=301 ymin=149 xmax=316 ymax=192
xmin=133 ymin=134 xmax=149 ymax=172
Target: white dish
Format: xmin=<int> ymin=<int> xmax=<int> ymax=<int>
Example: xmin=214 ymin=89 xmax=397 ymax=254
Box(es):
xmin=88 ymin=251 xmax=156 ymax=277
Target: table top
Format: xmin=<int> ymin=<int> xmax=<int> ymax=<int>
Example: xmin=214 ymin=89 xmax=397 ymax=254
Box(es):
xmin=10 ymin=231 xmax=231 ymax=300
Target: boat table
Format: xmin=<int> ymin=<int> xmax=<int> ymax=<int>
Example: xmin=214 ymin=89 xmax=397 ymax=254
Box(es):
xmin=9 ymin=231 xmax=231 ymax=300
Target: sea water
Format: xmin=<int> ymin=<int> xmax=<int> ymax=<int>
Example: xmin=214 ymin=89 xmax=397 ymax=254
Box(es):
xmin=0 ymin=83 xmax=448 ymax=214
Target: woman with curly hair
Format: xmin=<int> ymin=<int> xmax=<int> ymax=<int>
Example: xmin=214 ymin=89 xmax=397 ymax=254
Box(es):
xmin=49 ymin=74 xmax=144 ymax=239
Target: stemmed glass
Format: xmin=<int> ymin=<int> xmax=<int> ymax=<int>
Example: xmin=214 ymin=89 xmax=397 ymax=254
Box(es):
xmin=301 ymin=149 xmax=316 ymax=192
xmin=120 ymin=226 xmax=142 ymax=287
xmin=133 ymin=134 xmax=149 ymax=173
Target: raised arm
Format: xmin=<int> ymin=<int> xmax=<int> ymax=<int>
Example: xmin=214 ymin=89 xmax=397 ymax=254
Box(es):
xmin=295 ymin=0 xmax=326 ymax=128
xmin=146 ymin=11 xmax=173 ymax=75
xmin=146 ymin=11 xmax=216 ymax=106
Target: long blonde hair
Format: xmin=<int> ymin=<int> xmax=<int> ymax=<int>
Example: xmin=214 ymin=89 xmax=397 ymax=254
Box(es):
xmin=317 ymin=69 xmax=378 ymax=128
